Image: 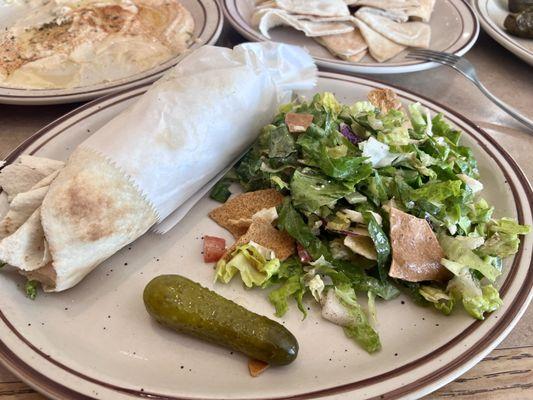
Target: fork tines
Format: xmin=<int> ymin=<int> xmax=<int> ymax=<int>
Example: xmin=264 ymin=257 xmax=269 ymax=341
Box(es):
xmin=406 ymin=49 xmax=460 ymax=65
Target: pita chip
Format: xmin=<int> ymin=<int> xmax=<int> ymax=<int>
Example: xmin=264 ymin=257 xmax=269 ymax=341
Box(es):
xmin=285 ymin=112 xmax=314 ymax=133
xmin=256 ymin=9 xmax=354 ymax=38
xmin=367 ymin=88 xmax=402 ymax=113
xmin=223 ymin=219 xmax=295 ymax=261
xmin=209 ymin=189 xmax=284 ymax=238
xmin=388 ymin=207 xmax=451 ymax=282
xmin=249 ymin=359 xmax=270 ymax=377
xmin=315 ymin=30 xmax=368 ymax=62
xmin=355 ymin=8 xmax=431 ymax=48
xmin=275 ymin=0 xmax=350 ymax=17
xmin=355 ymin=18 xmax=406 ymax=62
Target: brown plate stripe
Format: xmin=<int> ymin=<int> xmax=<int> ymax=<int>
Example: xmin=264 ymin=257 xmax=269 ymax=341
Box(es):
xmin=0 ymin=72 xmax=531 ymax=400
xmin=222 ymin=0 xmax=479 ymax=68
xmin=0 ymin=0 xmax=223 ymax=100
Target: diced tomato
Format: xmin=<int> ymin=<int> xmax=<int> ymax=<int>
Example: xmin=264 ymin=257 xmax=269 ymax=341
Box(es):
xmin=296 ymin=242 xmax=312 ymax=263
xmin=203 ymin=235 xmax=226 ymax=263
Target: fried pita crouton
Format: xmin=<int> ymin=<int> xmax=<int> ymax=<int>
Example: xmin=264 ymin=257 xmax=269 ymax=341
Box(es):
xmin=248 ymin=359 xmax=270 ymax=377
xmin=285 ymin=112 xmax=314 ymax=133
xmin=209 ymin=189 xmax=284 ymax=238
xmin=388 ymin=207 xmax=451 ymax=282
xmin=368 ymin=88 xmax=402 ymax=114
xmin=223 ymin=219 xmax=295 ymax=261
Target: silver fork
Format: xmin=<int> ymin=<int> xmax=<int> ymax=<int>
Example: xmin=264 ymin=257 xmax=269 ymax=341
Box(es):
xmin=407 ymin=49 xmax=533 ymax=132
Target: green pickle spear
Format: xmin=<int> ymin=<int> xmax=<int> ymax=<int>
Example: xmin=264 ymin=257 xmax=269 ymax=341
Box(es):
xmin=143 ymin=275 xmax=299 ymax=366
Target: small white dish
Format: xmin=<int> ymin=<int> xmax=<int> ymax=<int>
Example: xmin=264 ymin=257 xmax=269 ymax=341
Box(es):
xmin=222 ymin=0 xmax=479 ymax=74
xmin=474 ymin=0 xmax=533 ymax=65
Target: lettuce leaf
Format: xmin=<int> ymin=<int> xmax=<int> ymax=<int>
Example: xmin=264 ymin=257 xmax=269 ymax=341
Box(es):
xmin=277 ymin=198 xmax=331 ymax=260
xmin=290 ymin=168 xmax=355 ymax=213
xmin=215 ymin=243 xmax=280 ymax=288
xmin=269 ymin=274 xmax=306 ymax=317
xmin=439 ymin=234 xmax=501 ymax=282
xmin=364 ymin=211 xmax=391 ymax=282
xmin=446 ymin=269 xmax=502 ymax=320
xmin=419 ymin=285 xmax=454 ymax=315
xmin=334 ymin=285 xmax=381 ymax=353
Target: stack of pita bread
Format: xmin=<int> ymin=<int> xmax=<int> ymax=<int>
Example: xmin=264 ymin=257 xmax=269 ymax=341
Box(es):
xmin=253 ymin=0 xmax=435 ymax=62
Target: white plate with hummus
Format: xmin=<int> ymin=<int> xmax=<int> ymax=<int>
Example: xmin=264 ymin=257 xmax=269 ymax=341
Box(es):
xmin=223 ymin=0 xmax=479 ymax=74
xmin=0 ymin=0 xmax=223 ymax=104
xmin=474 ymin=0 xmax=533 ymax=66
xmin=0 ymin=71 xmax=531 ymax=400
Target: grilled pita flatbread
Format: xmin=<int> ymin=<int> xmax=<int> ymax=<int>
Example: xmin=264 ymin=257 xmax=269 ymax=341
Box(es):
xmin=38 ymin=147 xmax=158 ymax=291
xmin=315 ymin=30 xmax=368 ymax=62
xmin=405 ymin=0 xmax=436 ymax=22
xmin=0 ymin=169 xmax=60 ymax=239
xmin=355 ymin=18 xmax=406 ymax=62
xmin=0 ymin=156 xmax=64 ymax=201
xmin=0 ymin=208 xmax=51 ymax=271
xmin=355 ymin=8 xmax=430 ymax=48
xmin=255 ymin=9 xmax=354 ymax=38
xmin=276 ymin=0 xmax=350 ymax=17
xmin=354 ymin=6 xmax=409 ymax=23
xmin=344 ymin=0 xmax=419 ymax=8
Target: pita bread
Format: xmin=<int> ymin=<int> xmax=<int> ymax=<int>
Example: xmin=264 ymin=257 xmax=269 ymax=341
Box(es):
xmin=0 ymin=186 xmax=48 ymax=238
xmin=355 ymin=18 xmax=406 ymax=62
xmin=315 ymin=30 xmax=368 ymax=62
xmin=388 ymin=207 xmax=450 ymax=282
xmin=209 ymin=189 xmax=284 ymax=238
xmin=0 ymin=208 xmax=51 ymax=271
xmin=38 ymin=147 xmax=158 ymax=291
xmin=355 ymin=8 xmax=431 ymax=48
xmin=345 ymin=0 xmax=420 ymax=8
xmin=0 ymin=156 xmax=64 ymax=201
xmin=256 ymin=9 xmax=354 ymax=38
xmin=275 ymin=0 xmax=350 ymax=17
xmin=0 ymin=169 xmax=60 ymax=239
xmin=354 ymin=6 xmax=409 ymax=23
xmin=399 ymin=0 xmax=435 ymax=22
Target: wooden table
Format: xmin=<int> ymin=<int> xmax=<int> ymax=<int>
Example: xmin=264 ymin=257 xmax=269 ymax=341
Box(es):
xmin=0 ymin=30 xmax=531 ymax=399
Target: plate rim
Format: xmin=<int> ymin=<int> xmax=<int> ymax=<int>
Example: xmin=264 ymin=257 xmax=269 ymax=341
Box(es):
xmin=0 ymin=0 xmax=224 ymax=105
xmin=221 ymin=0 xmax=480 ymax=74
xmin=0 ymin=72 xmax=531 ymax=400
xmin=474 ymin=0 xmax=533 ymax=65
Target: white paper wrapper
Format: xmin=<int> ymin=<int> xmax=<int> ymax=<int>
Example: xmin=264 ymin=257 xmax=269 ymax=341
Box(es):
xmin=81 ymin=42 xmax=317 ymax=224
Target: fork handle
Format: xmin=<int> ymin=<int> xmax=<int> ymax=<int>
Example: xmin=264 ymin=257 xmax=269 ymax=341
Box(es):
xmin=473 ymin=80 xmax=533 ymax=132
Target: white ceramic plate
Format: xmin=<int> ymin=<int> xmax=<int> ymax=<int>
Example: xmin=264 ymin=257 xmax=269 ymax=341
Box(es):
xmin=222 ymin=0 xmax=479 ymax=74
xmin=0 ymin=0 xmax=223 ymax=105
xmin=0 ymin=73 xmax=531 ymax=400
xmin=475 ymin=0 xmax=533 ymax=65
